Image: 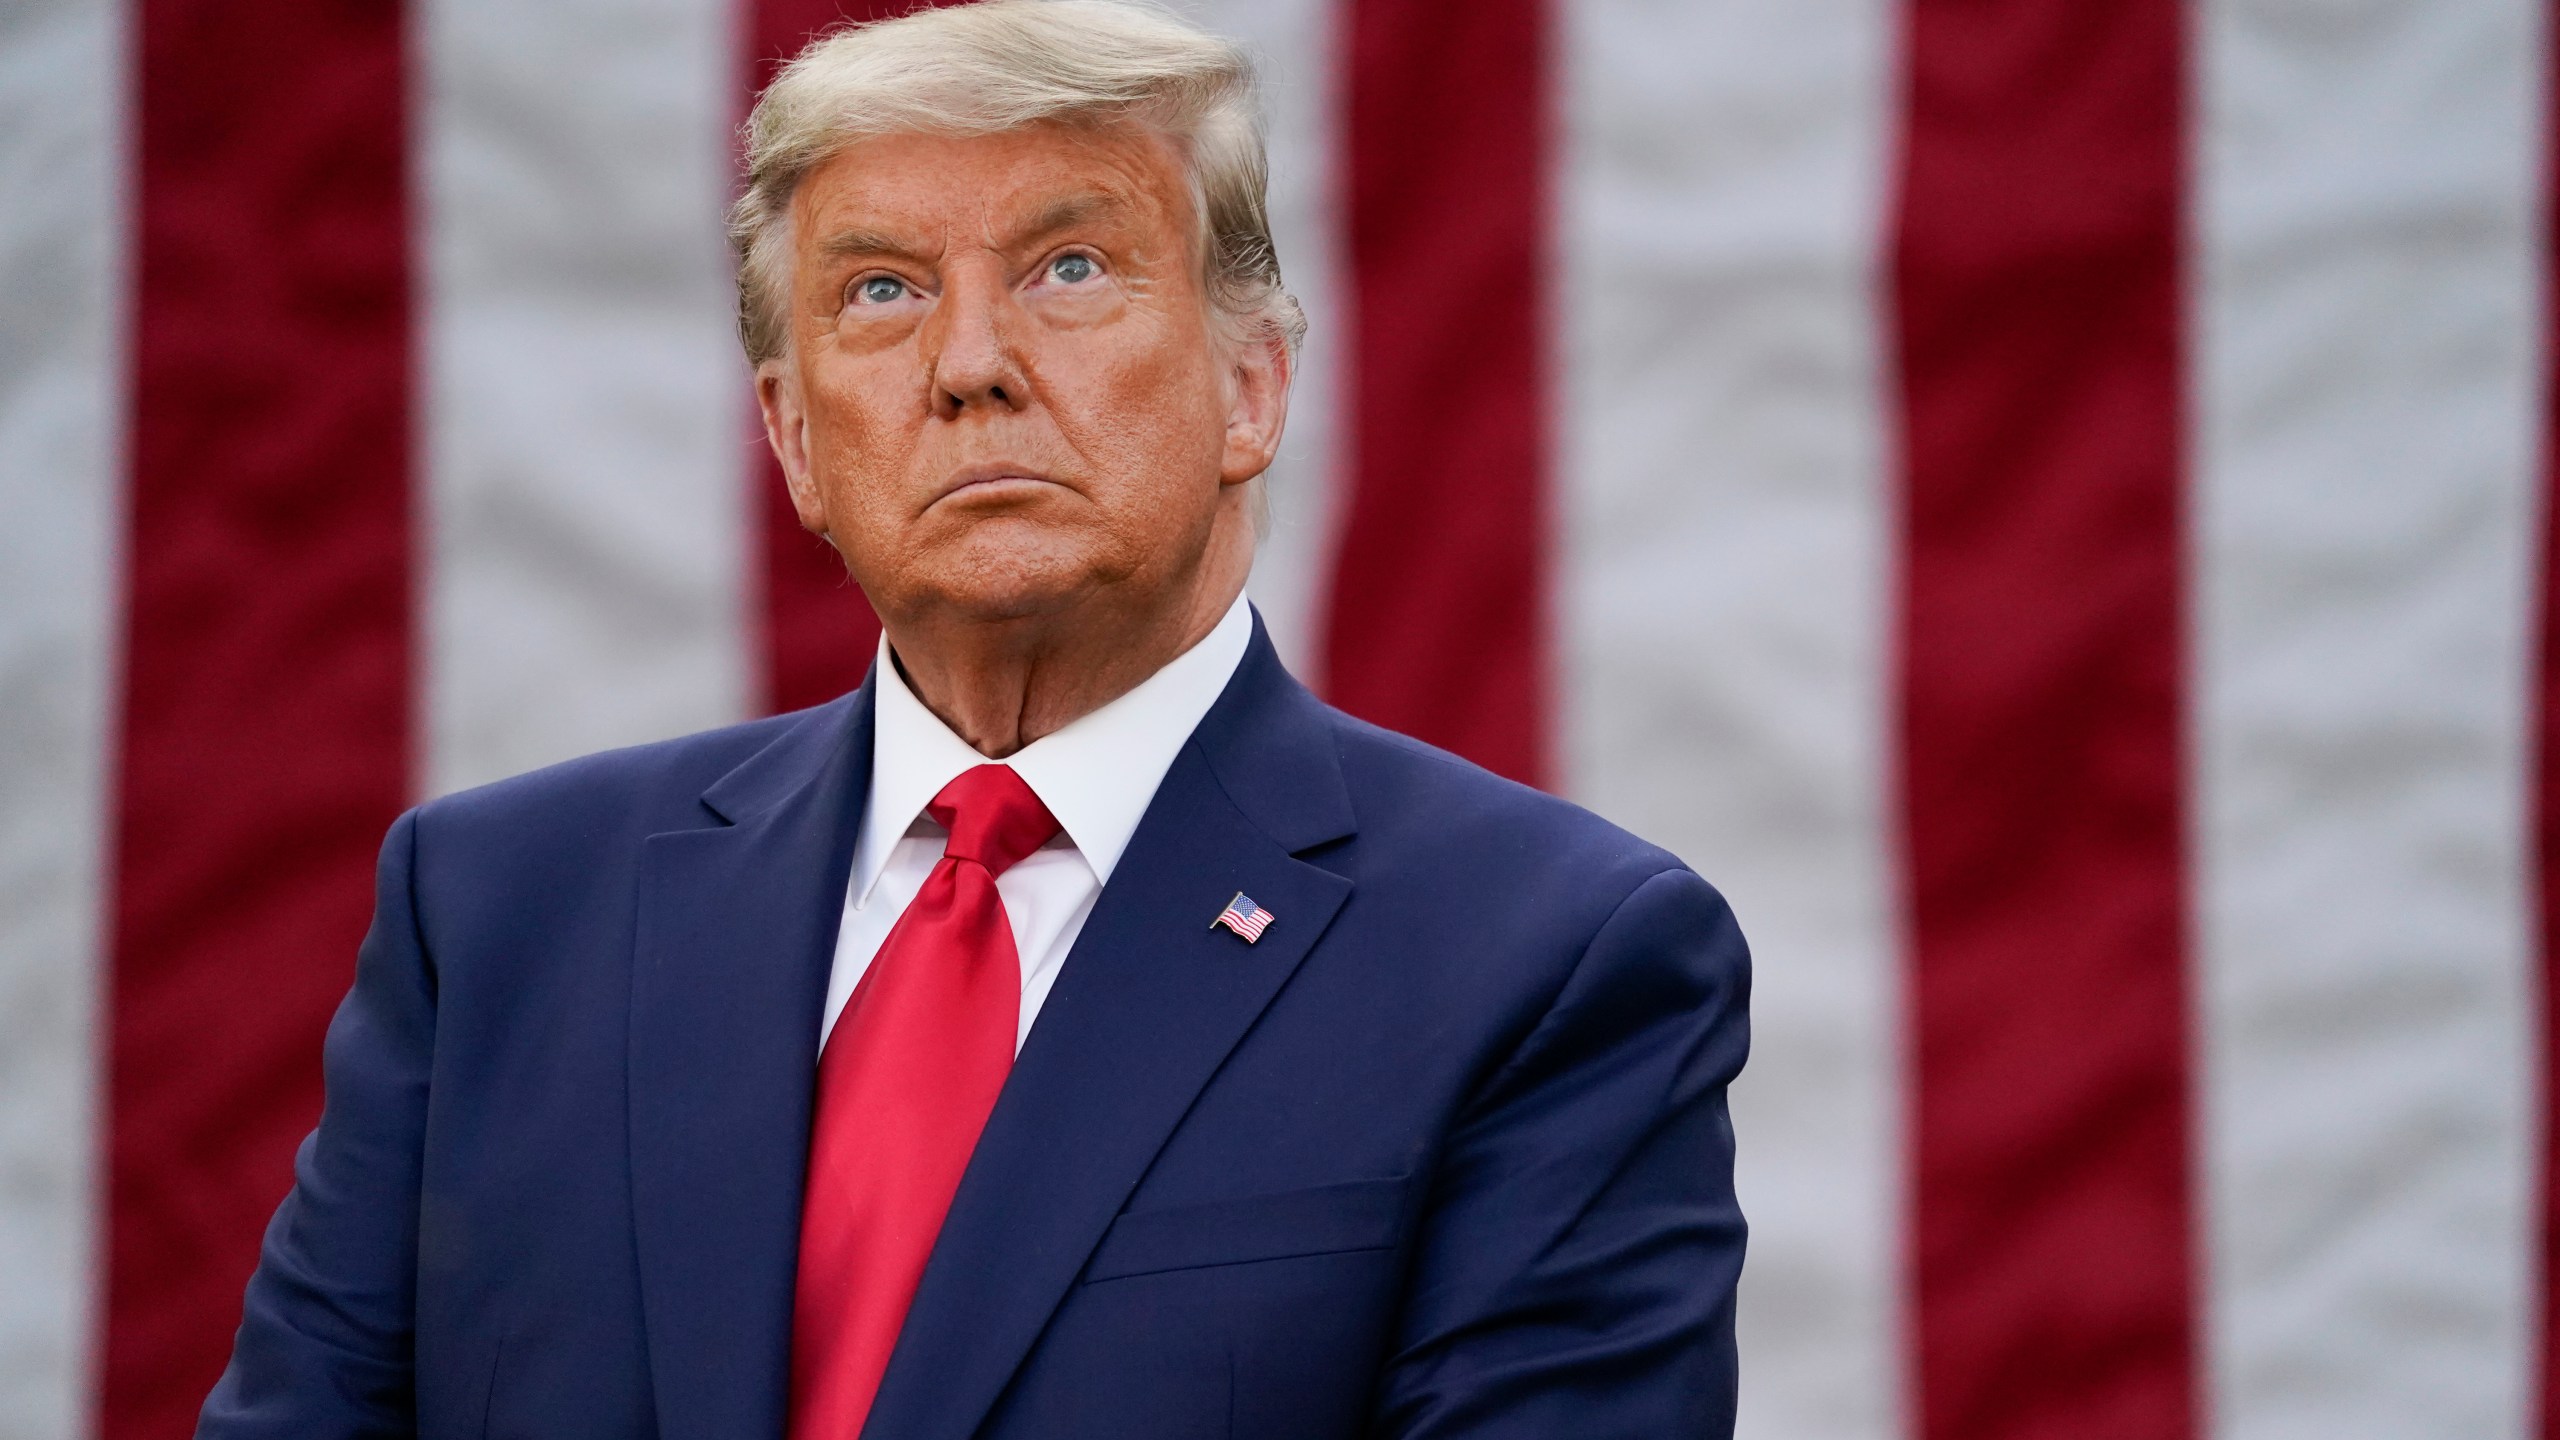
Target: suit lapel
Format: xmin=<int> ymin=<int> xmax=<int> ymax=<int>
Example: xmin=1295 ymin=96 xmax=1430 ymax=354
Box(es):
xmin=861 ymin=623 xmax=1358 ymax=1440
xmin=628 ymin=684 xmax=872 ymax=1440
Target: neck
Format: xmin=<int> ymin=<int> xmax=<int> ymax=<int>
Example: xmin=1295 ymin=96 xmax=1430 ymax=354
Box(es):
xmin=882 ymin=523 xmax=1252 ymax=759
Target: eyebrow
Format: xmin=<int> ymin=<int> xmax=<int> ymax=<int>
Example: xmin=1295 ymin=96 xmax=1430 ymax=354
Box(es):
xmin=818 ymin=228 xmax=931 ymax=265
xmin=1003 ymin=193 xmax=1122 ymax=249
xmin=814 ymin=192 xmax=1131 ymax=268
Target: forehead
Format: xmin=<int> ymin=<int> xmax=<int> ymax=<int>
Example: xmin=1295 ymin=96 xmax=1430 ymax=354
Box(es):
xmin=790 ymin=121 xmax=1194 ymax=250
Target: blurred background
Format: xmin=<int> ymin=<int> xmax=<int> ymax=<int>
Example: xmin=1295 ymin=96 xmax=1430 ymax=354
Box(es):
xmin=1 ymin=0 xmax=2549 ymax=1436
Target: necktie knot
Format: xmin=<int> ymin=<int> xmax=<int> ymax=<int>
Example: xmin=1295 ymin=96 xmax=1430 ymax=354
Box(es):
xmin=927 ymin=764 xmax=1060 ymax=876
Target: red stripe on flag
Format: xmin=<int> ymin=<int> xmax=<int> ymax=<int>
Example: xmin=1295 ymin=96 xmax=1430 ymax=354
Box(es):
xmin=1891 ymin=2 xmax=2200 ymax=1436
xmin=1327 ymin=0 xmax=1552 ymax=787
xmin=106 ymin=0 xmax=415 ymax=1429
xmin=742 ymin=0 xmax=921 ymax=714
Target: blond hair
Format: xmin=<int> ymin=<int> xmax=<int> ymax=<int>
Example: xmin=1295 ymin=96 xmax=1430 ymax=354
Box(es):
xmin=730 ymin=0 xmax=1305 ymax=367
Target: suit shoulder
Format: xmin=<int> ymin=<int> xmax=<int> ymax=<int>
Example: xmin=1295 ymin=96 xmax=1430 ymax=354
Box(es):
xmin=1321 ymin=708 xmax=1690 ymax=899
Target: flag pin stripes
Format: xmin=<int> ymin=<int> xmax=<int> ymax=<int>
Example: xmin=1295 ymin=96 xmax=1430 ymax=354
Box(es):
xmin=1212 ymin=892 xmax=1275 ymax=944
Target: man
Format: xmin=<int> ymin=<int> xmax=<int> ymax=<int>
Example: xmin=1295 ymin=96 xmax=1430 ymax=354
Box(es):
xmin=199 ymin=3 xmax=1749 ymax=1436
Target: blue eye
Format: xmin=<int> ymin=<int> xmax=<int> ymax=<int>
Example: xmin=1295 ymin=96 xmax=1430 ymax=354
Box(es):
xmin=1049 ymin=253 xmax=1097 ymax=285
xmin=854 ymin=275 xmax=906 ymax=305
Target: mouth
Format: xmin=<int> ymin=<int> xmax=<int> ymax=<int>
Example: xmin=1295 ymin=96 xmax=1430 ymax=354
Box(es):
xmin=934 ymin=463 xmax=1063 ymax=504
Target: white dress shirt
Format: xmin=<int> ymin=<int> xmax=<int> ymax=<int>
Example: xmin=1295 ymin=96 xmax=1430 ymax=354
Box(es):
xmin=822 ymin=592 xmax=1254 ymax=1054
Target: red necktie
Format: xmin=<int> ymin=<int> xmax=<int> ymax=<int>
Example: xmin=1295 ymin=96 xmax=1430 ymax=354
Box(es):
xmin=789 ymin=764 xmax=1060 ymax=1439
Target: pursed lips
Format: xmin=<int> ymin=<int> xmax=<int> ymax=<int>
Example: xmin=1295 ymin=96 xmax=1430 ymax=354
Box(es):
xmin=933 ymin=463 xmax=1063 ymax=504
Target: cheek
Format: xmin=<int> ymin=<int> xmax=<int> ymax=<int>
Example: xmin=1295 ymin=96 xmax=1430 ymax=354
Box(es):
xmin=803 ymin=358 xmax=921 ymax=493
xmin=1052 ymin=334 xmax=1230 ymax=485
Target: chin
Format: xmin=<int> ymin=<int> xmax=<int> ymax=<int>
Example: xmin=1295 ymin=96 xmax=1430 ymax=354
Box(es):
xmin=911 ymin=540 xmax=1125 ymax=625
xmin=940 ymin=582 xmax=1087 ymax=624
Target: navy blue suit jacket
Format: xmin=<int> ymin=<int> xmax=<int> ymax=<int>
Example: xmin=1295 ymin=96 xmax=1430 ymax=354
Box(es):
xmin=200 ymin=617 xmax=1750 ymax=1439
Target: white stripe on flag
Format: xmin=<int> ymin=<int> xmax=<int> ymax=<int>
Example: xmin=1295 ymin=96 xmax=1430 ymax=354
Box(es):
xmin=2193 ymin=0 xmax=2543 ymax=1432
xmin=1557 ymin=1 xmax=1903 ymax=1436
xmin=1199 ymin=0 xmax=1343 ymax=671
xmin=421 ymin=0 xmax=748 ymax=797
xmin=0 ymin=0 xmax=120 ymax=1431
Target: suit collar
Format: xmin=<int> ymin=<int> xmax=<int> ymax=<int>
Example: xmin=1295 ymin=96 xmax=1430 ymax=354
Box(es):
xmin=1188 ymin=607 xmax=1357 ymax=854
xmin=706 ymin=605 xmax=1346 ymax=852
xmin=854 ymin=589 xmax=1257 ymax=906
xmin=860 ymin=618 xmax=1357 ymax=1440
xmin=1001 ymin=591 xmax=1257 ymax=881
xmin=698 ymin=684 xmax=869 ymax=826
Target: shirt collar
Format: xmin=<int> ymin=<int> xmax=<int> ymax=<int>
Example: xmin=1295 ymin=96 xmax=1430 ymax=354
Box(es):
xmin=852 ymin=590 xmax=1254 ymax=907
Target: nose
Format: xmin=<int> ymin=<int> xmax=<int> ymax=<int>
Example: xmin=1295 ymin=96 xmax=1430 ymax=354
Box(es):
xmin=923 ymin=262 xmax=1030 ymax=419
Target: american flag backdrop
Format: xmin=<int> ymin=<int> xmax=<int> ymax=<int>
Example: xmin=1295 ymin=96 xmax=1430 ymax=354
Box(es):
xmin=0 ymin=0 xmax=2552 ymax=1435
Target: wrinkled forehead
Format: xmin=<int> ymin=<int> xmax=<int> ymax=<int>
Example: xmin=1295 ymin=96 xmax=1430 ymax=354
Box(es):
xmin=785 ymin=120 xmax=1200 ymax=267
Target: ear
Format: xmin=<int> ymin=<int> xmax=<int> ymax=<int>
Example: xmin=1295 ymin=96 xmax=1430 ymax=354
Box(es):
xmin=1217 ymin=330 xmax=1292 ymax=487
xmin=757 ymin=360 xmax=832 ymax=535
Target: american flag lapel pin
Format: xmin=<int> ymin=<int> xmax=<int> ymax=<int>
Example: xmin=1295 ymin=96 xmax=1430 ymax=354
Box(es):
xmin=1211 ymin=891 xmax=1275 ymax=944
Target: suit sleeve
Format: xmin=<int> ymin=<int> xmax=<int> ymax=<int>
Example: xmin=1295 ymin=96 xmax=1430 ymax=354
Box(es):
xmin=1372 ymin=866 xmax=1751 ymax=1440
xmin=197 ymin=809 xmax=434 ymax=1438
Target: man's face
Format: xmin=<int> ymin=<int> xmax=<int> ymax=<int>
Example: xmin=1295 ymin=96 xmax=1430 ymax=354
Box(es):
xmin=761 ymin=121 xmax=1283 ymax=630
